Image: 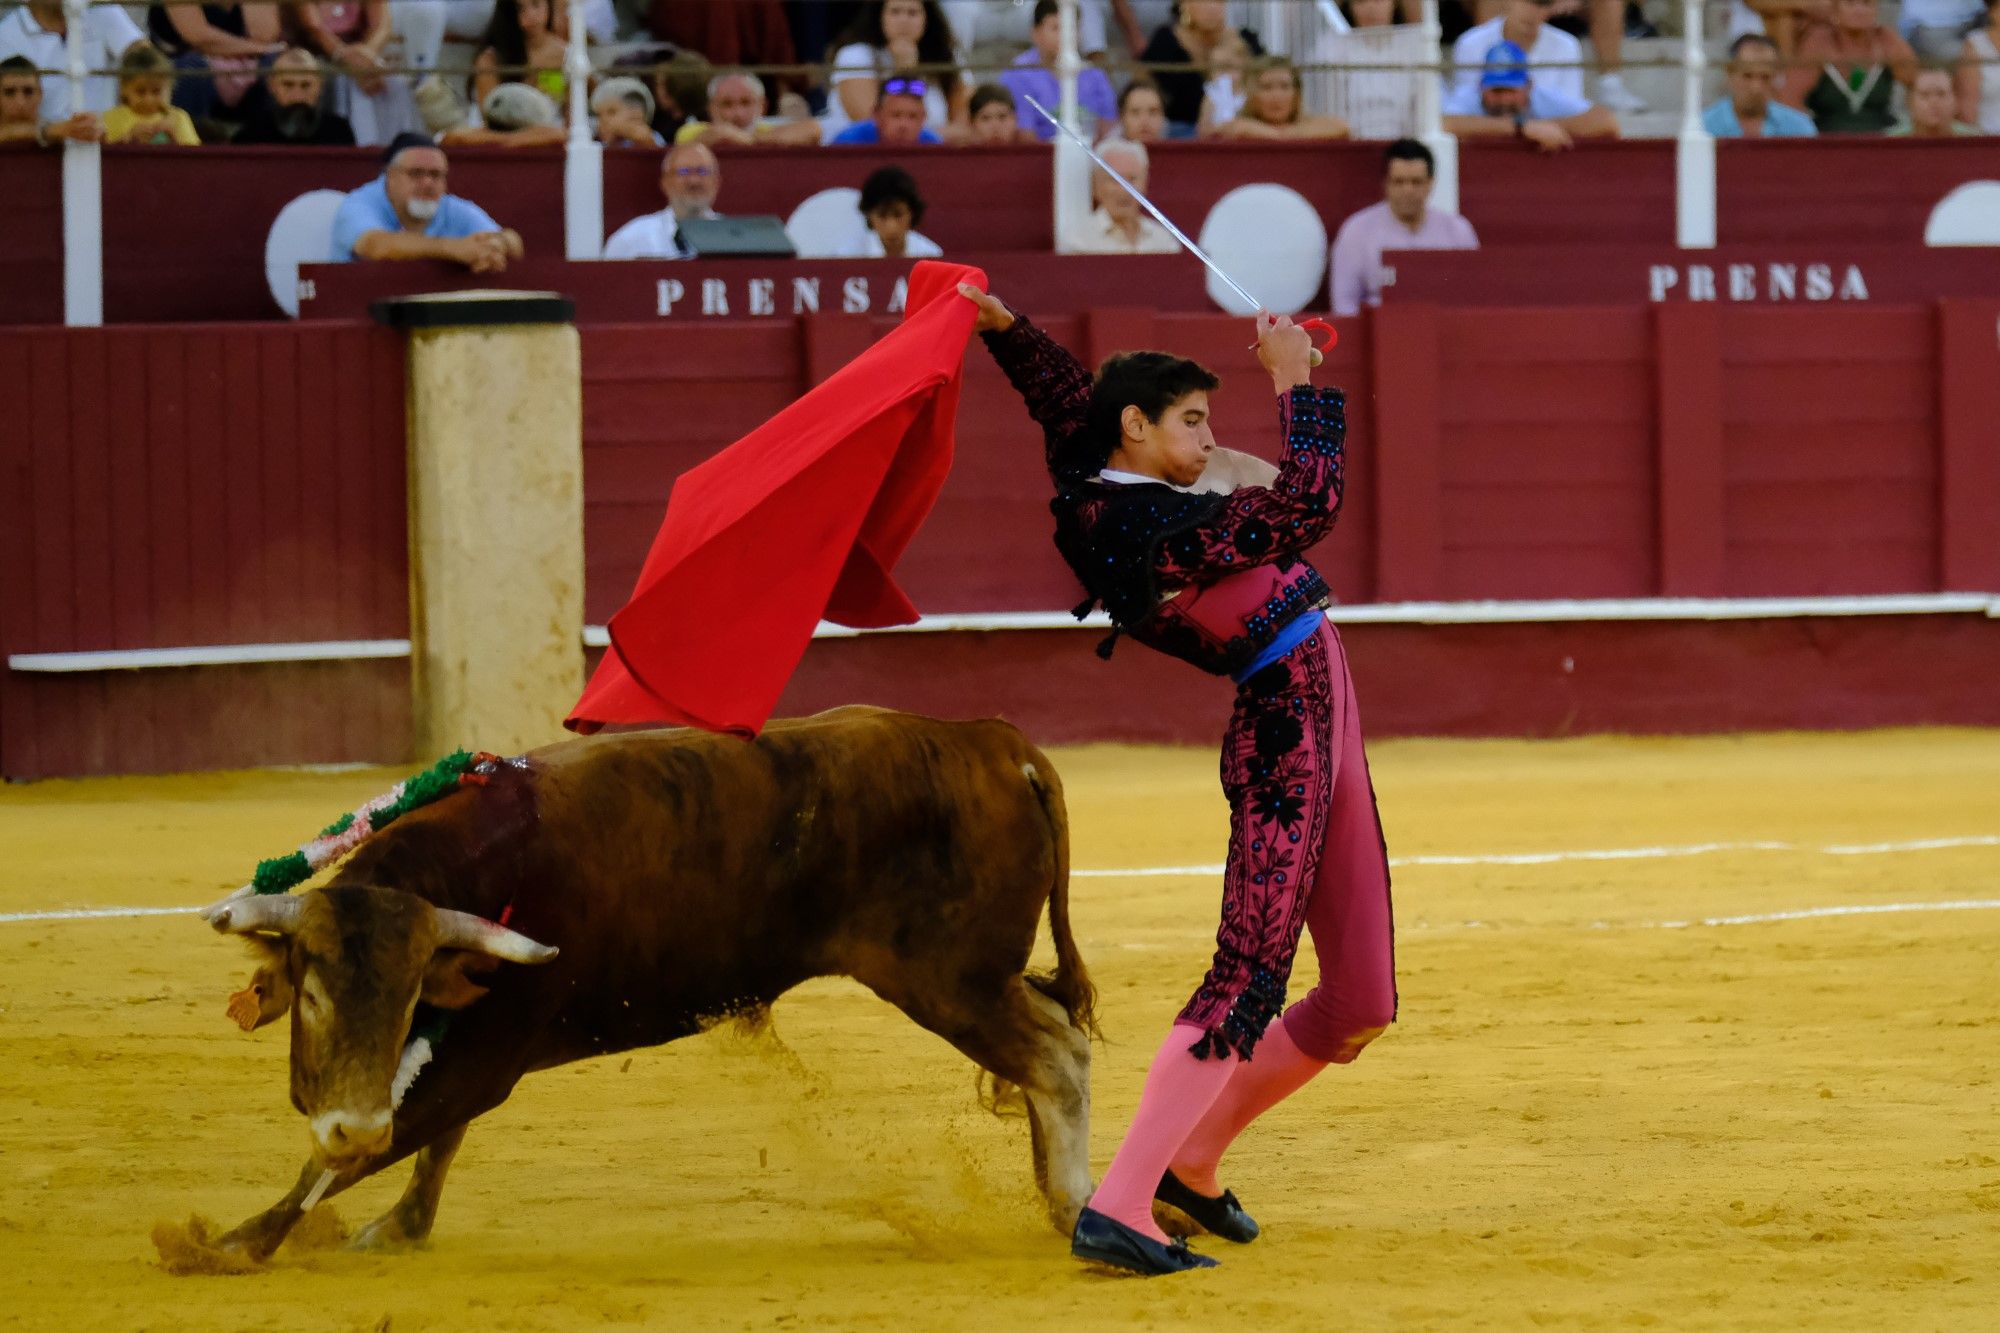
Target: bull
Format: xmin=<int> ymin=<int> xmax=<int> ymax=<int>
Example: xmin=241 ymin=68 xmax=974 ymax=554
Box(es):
xmin=197 ymin=707 xmax=1095 ymax=1258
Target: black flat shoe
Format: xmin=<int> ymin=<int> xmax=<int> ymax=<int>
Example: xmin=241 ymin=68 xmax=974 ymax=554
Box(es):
xmin=1070 ymin=1207 xmax=1219 ymax=1275
xmin=1154 ymin=1169 xmax=1261 ymax=1244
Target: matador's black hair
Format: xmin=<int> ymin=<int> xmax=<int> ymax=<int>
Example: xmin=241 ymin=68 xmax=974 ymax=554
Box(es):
xmin=1083 ymin=352 xmax=1220 ymax=467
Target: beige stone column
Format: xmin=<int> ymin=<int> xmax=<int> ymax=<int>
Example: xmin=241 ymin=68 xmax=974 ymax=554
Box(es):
xmin=380 ymin=292 xmax=584 ymax=758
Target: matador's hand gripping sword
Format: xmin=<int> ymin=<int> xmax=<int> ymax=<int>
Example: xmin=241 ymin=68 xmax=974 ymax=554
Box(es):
xmin=1023 ymin=92 xmax=1338 ymax=367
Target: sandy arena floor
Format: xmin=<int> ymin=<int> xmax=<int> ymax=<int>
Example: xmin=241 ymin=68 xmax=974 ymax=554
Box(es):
xmin=2 ymin=729 xmax=1997 ymax=1330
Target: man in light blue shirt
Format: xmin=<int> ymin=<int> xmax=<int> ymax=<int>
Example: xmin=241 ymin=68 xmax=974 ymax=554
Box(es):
xmin=331 ymin=133 xmax=523 ymax=269
xmin=1442 ymin=40 xmax=1620 ymax=151
xmin=1702 ymin=34 xmax=1818 ymax=138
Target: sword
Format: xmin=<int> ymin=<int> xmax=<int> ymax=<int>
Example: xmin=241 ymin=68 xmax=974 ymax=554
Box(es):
xmin=1024 ymin=92 xmax=1263 ymax=311
xmin=1024 ymin=93 xmax=1334 ymax=363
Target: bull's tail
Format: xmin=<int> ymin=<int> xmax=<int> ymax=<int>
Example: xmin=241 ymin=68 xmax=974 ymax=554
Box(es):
xmin=1022 ymin=753 xmax=1098 ymax=1038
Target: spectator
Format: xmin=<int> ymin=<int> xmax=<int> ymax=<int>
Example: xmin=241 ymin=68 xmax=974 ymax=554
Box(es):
xmin=1899 ymin=0 xmax=1986 ymax=61
xmin=1107 ymin=0 xmax=1164 ymax=56
xmin=439 ymin=80 xmax=566 ymax=144
xmin=1064 ymin=137 xmax=1177 ymax=253
xmin=648 ymin=0 xmax=795 ymax=76
xmin=1443 ymin=39 xmax=1618 ymax=149
xmin=1139 ymin=0 xmax=1263 ymax=132
xmin=673 ymin=68 xmax=821 ymax=147
xmin=830 ymin=75 xmax=942 ymax=143
xmin=102 ymin=44 xmax=201 ymax=145
xmin=1959 ymin=0 xmax=2000 ymax=130
xmin=287 ymin=0 xmax=424 ymax=145
xmin=1465 ymin=0 xmax=1645 ymax=110
xmin=1448 ymin=0 xmax=1587 ymax=109
xmin=1325 ymin=0 xmax=1426 ymax=139
xmin=234 ymin=47 xmax=357 ymax=144
xmin=1328 ymin=139 xmax=1478 ymax=317
xmin=472 ymin=0 xmax=571 ymax=112
xmin=824 ymin=0 xmax=967 ymax=143
xmin=593 ymin=75 xmax=660 ymax=147
xmin=332 ymin=133 xmax=523 ymax=270
xmin=0 ymin=0 xmax=144 ymax=121
xmin=603 ymin=142 xmax=722 ymax=258
xmin=1783 ymin=0 xmax=1917 ymax=132
xmin=840 ymin=164 xmax=943 ymax=259
xmin=612 ymin=46 xmax=707 ymax=142
xmin=0 ymin=52 xmax=102 ymax=144
xmin=1730 ymin=0 xmax=1838 ymax=62
xmin=146 ymin=2 xmax=283 ymax=127
xmin=1199 ymin=24 xmax=1261 ymax=131
xmin=1703 ymin=33 xmax=1818 ymax=135
xmin=949 ymin=0 xmax=1112 ymax=61
xmin=1888 ymin=65 xmax=1984 ymax=131
xmin=1001 ymin=0 xmax=1118 ymax=140
xmin=1117 ymin=78 xmax=1168 ymax=141
xmin=1205 ymin=55 xmax=1351 ymax=139
xmin=968 ymin=82 xmax=1037 ymax=143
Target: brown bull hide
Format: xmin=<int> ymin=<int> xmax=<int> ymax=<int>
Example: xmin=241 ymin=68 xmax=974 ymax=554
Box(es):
xmin=192 ymin=708 xmax=1096 ymax=1260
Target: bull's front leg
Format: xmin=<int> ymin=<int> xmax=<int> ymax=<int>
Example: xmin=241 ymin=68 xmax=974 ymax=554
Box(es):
xmin=349 ymin=1123 xmax=469 ymax=1251
xmin=218 ymin=1158 xmax=367 ymax=1261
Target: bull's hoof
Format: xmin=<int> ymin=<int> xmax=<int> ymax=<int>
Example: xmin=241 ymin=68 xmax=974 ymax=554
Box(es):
xmin=150 ymin=1215 xmax=270 ymax=1275
xmin=348 ymin=1210 xmax=428 ymax=1253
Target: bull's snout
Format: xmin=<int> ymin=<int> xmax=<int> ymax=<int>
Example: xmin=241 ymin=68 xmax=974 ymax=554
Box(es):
xmin=312 ymin=1109 xmax=393 ymax=1162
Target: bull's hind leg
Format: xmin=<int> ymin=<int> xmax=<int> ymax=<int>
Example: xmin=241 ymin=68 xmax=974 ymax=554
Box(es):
xmin=870 ymin=972 xmax=1094 ymax=1235
xmin=349 ymin=1123 xmax=470 ymax=1251
xmin=1014 ymin=984 xmax=1094 ymax=1232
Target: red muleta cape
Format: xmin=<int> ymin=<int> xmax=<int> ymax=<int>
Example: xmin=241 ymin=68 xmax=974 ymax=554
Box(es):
xmin=566 ymin=260 xmax=986 ymax=737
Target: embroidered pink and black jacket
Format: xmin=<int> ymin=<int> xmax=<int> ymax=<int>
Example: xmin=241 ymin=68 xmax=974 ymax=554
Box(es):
xmin=981 ymin=316 xmax=1347 ymax=677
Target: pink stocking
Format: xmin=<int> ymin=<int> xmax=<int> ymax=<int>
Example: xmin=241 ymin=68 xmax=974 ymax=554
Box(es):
xmin=1085 ymin=1023 xmax=1240 ymax=1242
xmin=1168 ymin=1015 xmax=1328 ymax=1196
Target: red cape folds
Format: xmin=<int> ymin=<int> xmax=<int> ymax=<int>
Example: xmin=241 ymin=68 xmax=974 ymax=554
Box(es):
xmin=566 ymin=260 xmax=987 ymax=737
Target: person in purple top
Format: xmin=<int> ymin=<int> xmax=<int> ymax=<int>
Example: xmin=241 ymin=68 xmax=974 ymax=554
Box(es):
xmin=1327 ymin=139 xmax=1479 ymax=317
xmin=1001 ymin=0 xmax=1118 ymax=140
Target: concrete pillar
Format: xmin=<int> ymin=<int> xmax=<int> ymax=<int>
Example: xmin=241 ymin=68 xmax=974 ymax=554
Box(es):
xmin=376 ymin=292 xmax=584 ymax=757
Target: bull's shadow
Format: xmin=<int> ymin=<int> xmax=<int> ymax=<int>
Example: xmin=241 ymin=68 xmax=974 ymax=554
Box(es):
xmin=193 ymin=708 xmax=1097 ymax=1260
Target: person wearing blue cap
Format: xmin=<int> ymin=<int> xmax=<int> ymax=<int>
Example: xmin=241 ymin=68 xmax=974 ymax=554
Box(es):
xmin=1442 ymin=39 xmax=1618 ymax=152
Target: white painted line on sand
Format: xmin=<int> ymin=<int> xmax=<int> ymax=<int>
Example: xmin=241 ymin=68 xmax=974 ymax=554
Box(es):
xmin=4 ymin=835 xmax=1991 ymax=926
xmin=1653 ymin=899 xmax=2000 ymax=929
xmin=1071 ymin=834 xmax=2000 ymax=878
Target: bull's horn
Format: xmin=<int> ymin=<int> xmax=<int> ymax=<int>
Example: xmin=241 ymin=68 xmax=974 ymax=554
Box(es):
xmin=201 ymin=889 xmax=303 ymax=936
xmin=431 ymin=908 xmax=559 ymax=964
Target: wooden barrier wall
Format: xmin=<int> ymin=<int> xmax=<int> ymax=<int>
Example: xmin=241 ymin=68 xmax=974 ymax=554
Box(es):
xmin=0 ymin=323 xmax=409 ymax=775
xmin=3 ymin=301 xmax=1997 ymax=777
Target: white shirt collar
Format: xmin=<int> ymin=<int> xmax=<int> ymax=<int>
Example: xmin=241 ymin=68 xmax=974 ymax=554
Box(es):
xmin=1097 ymin=467 xmax=1194 ymax=493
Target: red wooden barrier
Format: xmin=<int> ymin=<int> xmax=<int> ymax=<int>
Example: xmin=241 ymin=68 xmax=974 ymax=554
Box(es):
xmin=0 ymin=322 xmax=409 ymax=776
xmin=5 ymin=300 xmax=1999 ymax=777
xmin=1717 ymin=138 xmax=2000 ymax=246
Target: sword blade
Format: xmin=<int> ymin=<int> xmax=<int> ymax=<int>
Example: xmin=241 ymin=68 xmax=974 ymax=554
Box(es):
xmin=1023 ymin=93 xmax=1265 ymax=313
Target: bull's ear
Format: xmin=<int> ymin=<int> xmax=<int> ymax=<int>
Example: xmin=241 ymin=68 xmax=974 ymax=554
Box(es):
xmin=226 ymin=939 xmax=293 ymax=1031
xmin=421 ymin=950 xmax=499 ymax=1010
